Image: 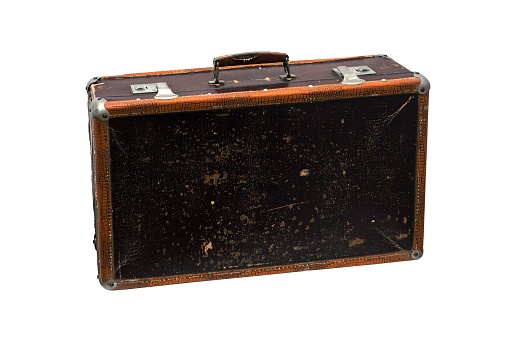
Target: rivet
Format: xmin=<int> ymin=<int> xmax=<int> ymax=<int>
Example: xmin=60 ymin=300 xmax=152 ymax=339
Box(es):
xmin=411 ymin=250 xmax=423 ymax=260
xmin=104 ymin=279 xmax=117 ymax=290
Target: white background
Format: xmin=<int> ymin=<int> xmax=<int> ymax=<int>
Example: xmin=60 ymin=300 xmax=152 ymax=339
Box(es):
xmin=2 ymin=1 xmax=506 ymax=338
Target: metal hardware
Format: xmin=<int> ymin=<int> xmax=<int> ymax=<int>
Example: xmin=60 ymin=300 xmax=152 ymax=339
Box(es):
xmin=414 ymin=72 xmax=430 ymax=94
xmin=333 ymin=65 xmax=376 ymax=85
xmin=131 ymin=83 xmax=158 ymax=94
xmin=279 ymin=58 xmax=296 ymax=81
xmin=102 ymin=279 xmax=117 ymax=290
xmin=376 ymin=54 xmax=392 ymax=59
xmin=209 ymin=56 xmax=295 ymax=86
xmin=86 ymin=76 xmax=101 ymax=91
xmin=130 ymin=82 xmax=178 ymax=100
xmin=411 ymin=250 xmax=423 ymax=260
xmin=209 ymin=61 xmax=225 ymax=85
xmin=89 ymin=97 xmax=110 ymax=121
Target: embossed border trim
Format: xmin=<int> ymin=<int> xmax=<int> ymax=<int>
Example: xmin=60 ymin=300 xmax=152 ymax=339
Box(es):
xmin=414 ymin=93 xmax=429 ymax=251
xmin=115 ymin=252 xmax=412 ymax=290
xmin=91 ymin=117 xmax=115 ymax=284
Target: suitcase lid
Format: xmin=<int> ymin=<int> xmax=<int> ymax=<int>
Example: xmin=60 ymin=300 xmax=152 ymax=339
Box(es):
xmin=87 ymin=54 xmax=427 ymax=121
xmin=88 ymin=54 xmax=418 ymax=101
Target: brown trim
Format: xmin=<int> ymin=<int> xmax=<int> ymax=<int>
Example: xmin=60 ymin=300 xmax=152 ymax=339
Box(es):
xmin=414 ymin=93 xmax=429 ymax=251
xmin=104 ymin=77 xmax=421 ymax=118
xmin=101 ymin=55 xmax=374 ymax=79
xmin=91 ymin=118 xmax=114 ymax=283
xmin=115 ymin=251 xmax=412 ymax=290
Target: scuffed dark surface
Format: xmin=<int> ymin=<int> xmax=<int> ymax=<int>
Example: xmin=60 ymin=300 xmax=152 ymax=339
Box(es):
xmin=95 ymin=57 xmax=413 ymax=101
xmin=109 ymin=94 xmax=418 ymax=279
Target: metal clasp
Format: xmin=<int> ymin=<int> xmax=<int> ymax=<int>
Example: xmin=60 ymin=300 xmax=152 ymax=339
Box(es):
xmin=333 ymin=65 xmax=376 ymax=85
xmin=130 ymin=82 xmax=178 ymax=100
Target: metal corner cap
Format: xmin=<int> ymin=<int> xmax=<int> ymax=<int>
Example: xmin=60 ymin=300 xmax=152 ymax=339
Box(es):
xmin=414 ymin=72 xmax=430 ymax=94
xmin=411 ymin=249 xmax=424 ymax=260
xmin=101 ymin=279 xmax=117 ymax=290
xmin=86 ymin=76 xmax=101 ymax=91
xmin=89 ymin=97 xmax=110 ymax=121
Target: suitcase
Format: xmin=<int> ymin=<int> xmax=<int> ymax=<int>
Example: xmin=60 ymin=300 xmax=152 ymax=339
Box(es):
xmin=87 ymin=52 xmax=429 ymax=290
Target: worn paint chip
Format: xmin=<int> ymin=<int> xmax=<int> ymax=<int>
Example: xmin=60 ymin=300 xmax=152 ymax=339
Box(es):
xmin=299 ymin=169 xmax=311 ymax=176
xmin=203 ymin=241 xmax=213 ymax=257
xmin=204 ymin=171 xmax=228 ymax=186
xmin=283 ymin=135 xmax=293 ymax=143
xmin=395 ymin=233 xmax=409 ymax=240
xmin=349 ymin=238 xmax=365 ymax=247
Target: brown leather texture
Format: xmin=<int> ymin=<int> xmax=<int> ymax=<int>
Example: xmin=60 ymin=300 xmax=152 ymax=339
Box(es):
xmin=88 ymin=55 xmax=428 ymax=290
xmin=117 ymin=252 xmax=411 ymax=290
xmin=90 ymin=117 xmax=114 ymax=283
xmin=414 ymin=94 xmax=429 ymax=251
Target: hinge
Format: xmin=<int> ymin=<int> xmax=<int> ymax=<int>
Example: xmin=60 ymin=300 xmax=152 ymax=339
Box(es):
xmin=130 ymin=82 xmax=178 ymax=100
xmin=333 ymin=65 xmax=376 ymax=85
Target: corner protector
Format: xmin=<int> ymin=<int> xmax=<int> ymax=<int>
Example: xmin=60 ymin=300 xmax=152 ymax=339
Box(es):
xmin=101 ymin=279 xmax=117 ymax=290
xmin=86 ymin=76 xmax=101 ymax=91
xmin=414 ymin=72 xmax=430 ymax=95
xmin=411 ymin=249 xmax=424 ymax=260
xmin=89 ymin=97 xmax=110 ymax=122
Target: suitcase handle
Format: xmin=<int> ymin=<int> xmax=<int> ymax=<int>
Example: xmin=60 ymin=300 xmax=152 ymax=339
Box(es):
xmin=208 ymin=51 xmax=296 ymax=85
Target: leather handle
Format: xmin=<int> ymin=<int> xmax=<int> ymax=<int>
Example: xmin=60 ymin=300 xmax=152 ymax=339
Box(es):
xmin=213 ymin=52 xmax=288 ymax=67
xmin=209 ymin=51 xmax=295 ymax=85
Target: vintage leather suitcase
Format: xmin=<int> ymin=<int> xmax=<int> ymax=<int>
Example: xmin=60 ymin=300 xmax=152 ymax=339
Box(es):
xmin=87 ymin=52 xmax=429 ymax=290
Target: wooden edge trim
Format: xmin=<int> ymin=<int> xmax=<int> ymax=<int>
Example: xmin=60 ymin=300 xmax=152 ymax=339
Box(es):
xmin=414 ymin=93 xmax=429 ymax=251
xmin=91 ymin=118 xmax=114 ymax=283
xmin=115 ymin=251 xmax=412 ymax=290
xmin=104 ymin=77 xmax=421 ymax=118
xmin=101 ymin=55 xmax=376 ymax=79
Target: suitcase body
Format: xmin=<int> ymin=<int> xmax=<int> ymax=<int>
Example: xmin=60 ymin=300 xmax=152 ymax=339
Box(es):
xmin=87 ymin=53 xmax=429 ymax=290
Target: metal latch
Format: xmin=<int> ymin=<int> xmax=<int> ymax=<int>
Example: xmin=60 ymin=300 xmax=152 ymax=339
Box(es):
xmin=130 ymin=82 xmax=178 ymax=100
xmin=333 ymin=65 xmax=376 ymax=85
